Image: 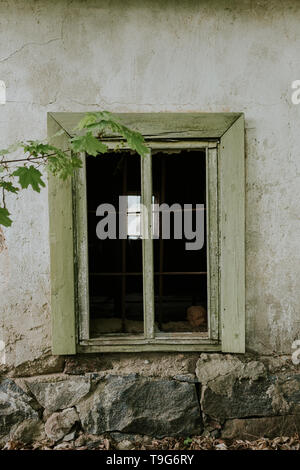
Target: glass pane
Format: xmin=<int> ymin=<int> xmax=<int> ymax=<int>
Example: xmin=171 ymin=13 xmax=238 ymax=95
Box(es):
xmin=86 ymin=152 xmax=144 ymax=336
xmin=127 ymin=195 xmax=141 ymax=213
xmin=152 ymin=150 xmax=208 ymax=334
xmin=127 ymin=213 xmax=141 ymax=239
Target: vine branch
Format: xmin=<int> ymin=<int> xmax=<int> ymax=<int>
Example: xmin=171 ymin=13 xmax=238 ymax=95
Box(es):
xmin=0 ymin=111 xmax=148 ymax=227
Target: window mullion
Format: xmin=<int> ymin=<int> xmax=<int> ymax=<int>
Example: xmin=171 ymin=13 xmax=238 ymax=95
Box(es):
xmin=141 ymin=149 xmax=155 ymax=339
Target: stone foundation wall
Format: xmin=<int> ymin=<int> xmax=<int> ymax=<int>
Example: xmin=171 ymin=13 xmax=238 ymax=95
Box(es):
xmin=1 ymin=353 xmax=299 ymax=445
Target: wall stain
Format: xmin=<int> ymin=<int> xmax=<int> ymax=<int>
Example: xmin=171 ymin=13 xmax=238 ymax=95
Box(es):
xmin=0 ymin=227 xmax=7 ymax=254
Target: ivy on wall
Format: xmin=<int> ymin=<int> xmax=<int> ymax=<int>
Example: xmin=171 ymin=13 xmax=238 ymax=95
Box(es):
xmin=0 ymin=111 xmax=148 ymax=227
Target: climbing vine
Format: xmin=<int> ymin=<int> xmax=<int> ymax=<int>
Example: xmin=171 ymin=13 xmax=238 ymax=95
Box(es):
xmin=0 ymin=111 xmax=148 ymax=227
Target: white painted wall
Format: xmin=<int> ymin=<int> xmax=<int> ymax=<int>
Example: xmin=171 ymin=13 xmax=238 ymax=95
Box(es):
xmin=0 ymin=0 xmax=300 ymax=366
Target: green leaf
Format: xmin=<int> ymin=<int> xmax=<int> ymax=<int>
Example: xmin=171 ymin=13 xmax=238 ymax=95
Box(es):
xmin=120 ymin=127 xmax=149 ymax=157
xmin=71 ymin=132 xmax=108 ymax=156
xmin=184 ymin=437 xmax=193 ymax=446
xmin=76 ymin=112 xmax=149 ymax=158
xmin=12 ymin=166 xmax=46 ymax=192
xmin=22 ymin=141 xmax=55 ymax=157
xmin=0 ymin=181 xmax=19 ymax=193
xmin=0 ymin=207 xmax=12 ymax=227
xmin=75 ymin=111 xmax=116 ymax=131
xmin=75 ymin=113 xmax=98 ymax=130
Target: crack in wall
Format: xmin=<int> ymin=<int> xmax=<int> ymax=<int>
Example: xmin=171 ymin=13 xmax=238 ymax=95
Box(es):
xmin=0 ymin=12 xmax=67 ymax=64
xmin=0 ymin=38 xmax=62 ymax=63
xmin=6 ymin=95 xmax=58 ymax=107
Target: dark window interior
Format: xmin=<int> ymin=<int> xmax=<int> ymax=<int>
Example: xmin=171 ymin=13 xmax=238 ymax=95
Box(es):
xmin=86 ymin=149 xmax=207 ymax=337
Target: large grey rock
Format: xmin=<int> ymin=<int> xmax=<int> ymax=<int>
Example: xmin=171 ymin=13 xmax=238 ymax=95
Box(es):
xmin=201 ymin=375 xmax=275 ymax=420
xmin=222 ymin=415 xmax=300 ymax=439
xmin=197 ymin=354 xmax=272 ymax=420
xmin=11 ymin=418 xmax=45 ymax=443
xmin=196 ymin=354 xmax=266 ymax=397
xmin=0 ymin=378 xmax=39 ymax=441
xmin=26 ymin=376 xmax=91 ymax=412
xmin=197 ymin=354 xmax=300 ymax=423
xmin=77 ymin=375 xmax=202 ymax=438
xmin=45 ymin=408 xmax=79 ymax=442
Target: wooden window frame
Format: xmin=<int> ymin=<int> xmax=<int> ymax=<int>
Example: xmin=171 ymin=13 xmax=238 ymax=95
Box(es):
xmin=48 ymin=112 xmax=245 ymax=354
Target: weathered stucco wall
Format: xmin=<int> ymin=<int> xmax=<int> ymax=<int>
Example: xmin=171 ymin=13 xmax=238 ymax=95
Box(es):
xmin=0 ymin=0 xmax=300 ymax=367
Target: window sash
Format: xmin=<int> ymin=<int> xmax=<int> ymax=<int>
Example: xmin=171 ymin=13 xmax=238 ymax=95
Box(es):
xmin=141 ymin=146 xmax=219 ymax=342
xmin=75 ymin=143 xmax=219 ymax=345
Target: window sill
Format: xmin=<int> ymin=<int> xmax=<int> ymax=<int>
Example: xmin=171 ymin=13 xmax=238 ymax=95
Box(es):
xmin=78 ymin=333 xmax=220 ymax=353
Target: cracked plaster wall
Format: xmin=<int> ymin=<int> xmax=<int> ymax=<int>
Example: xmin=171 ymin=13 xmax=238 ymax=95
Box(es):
xmin=0 ymin=0 xmax=300 ymax=367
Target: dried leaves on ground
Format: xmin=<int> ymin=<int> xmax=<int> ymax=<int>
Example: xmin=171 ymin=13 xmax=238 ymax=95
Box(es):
xmin=1 ymin=434 xmax=300 ymax=451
